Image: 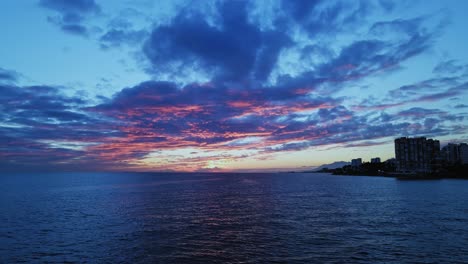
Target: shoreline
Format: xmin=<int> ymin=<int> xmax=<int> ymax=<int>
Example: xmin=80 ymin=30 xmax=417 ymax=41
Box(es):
xmin=327 ymin=171 xmax=468 ymax=180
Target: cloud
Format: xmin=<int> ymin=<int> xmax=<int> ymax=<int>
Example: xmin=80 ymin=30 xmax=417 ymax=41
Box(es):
xmin=39 ymin=0 xmax=100 ymax=14
xmin=98 ymin=13 xmax=150 ymax=49
xmin=39 ymin=0 xmax=101 ymax=36
xmin=455 ymin=104 xmax=468 ymax=109
xmin=141 ymin=0 xmax=422 ymax=85
xmin=89 ymin=76 xmax=466 ymax=161
xmin=332 ymin=24 xmax=430 ymax=78
xmin=143 ymin=0 xmax=291 ymax=82
xmin=5 ymin=77 xmax=334 ymax=171
xmin=341 ymin=140 xmax=389 ymax=148
xmin=100 ymin=28 xmax=148 ymax=48
xmin=2 ymin=73 xmax=466 ymax=171
xmin=60 ymin=24 xmax=88 ymax=35
xmin=398 ymin=107 xmax=445 ymax=118
xmin=398 ymin=107 xmax=464 ymax=123
xmin=0 ymin=67 xmax=19 ymax=83
xmin=90 ymin=80 xmax=337 ymax=146
xmin=433 ymin=60 xmax=467 ymax=75
xmin=272 ymin=33 xmax=433 ymax=97
xmin=0 ymin=83 xmax=123 ymax=171
xmin=370 ymin=17 xmax=425 ymax=36
xmin=281 ymin=0 xmax=375 ymax=37
xmin=357 ymin=76 xmax=468 ymax=111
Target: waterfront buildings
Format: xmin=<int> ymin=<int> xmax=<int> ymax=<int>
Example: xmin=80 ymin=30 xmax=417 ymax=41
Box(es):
xmin=394 ymin=137 xmax=440 ymax=173
xmin=333 ymin=138 xmax=466 ymax=176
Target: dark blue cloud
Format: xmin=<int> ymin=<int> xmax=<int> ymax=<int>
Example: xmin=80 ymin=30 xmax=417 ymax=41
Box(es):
xmin=433 ymin=60 xmax=466 ymax=75
xmin=0 ymin=82 xmax=131 ymax=171
xmin=281 ymin=0 xmax=320 ymax=23
xmin=99 ymin=14 xmax=149 ymax=49
xmin=60 ymin=24 xmax=88 ymax=35
xmin=398 ymin=107 xmax=445 ymax=117
xmin=269 ymin=12 xmax=440 ymax=98
xmin=356 ymin=75 xmax=468 ymax=112
xmin=317 ymin=106 xmax=353 ymax=121
xmin=141 ymin=1 xmax=382 ymax=84
xmin=0 ymin=135 xmax=86 ymax=172
xmin=455 ymin=104 xmax=468 ymax=109
xmin=39 ymin=0 xmax=100 ymax=36
xmin=265 ymin=116 xmax=463 ymax=153
xmin=39 ymin=0 xmax=100 ymax=14
xmin=0 ymin=84 xmax=114 ymax=140
xmin=143 ymin=0 xmax=291 ymax=82
xmin=371 ymin=77 xmax=467 ymax=107
xmin=370 ymin=17 xmax=425 ymax=36
xmin=100 ymin=28 xmax=148 ymax=48
xmin=138 ymin=0 xmax=443 ymax=94
xmin=326 ymin=26 xmax=431 ymax=80
xmin=282 ymin=0 xmax=375 ymax=37
xmin=273 ymin=35 xmax=432 ymax=96
xmin=0 ymin=67 xmax=19 ymax=83
xmin=398 ymin=107 xmax=464 ymax=123
xmin=342 ymin=140 xmax=389 ymax=148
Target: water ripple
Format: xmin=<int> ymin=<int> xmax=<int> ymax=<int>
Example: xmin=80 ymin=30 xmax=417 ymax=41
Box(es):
xmin=1 ymin=173 xmax=468 ymax=263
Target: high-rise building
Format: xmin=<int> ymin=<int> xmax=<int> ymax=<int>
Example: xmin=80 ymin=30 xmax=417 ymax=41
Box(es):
xmin=441 ymin=143 xmax=468 ymax=165
xmin=370 ymin=157 xmax=381 ymax=163
xmin=394 ymin=137 xmax=440 ymax=172
xmin=442 ymin=143 xmax=460 ymax=164
xmin=460 ymin=143 xmax=468 ymax=164
xmin=351 ymin=158 xmax=362 ymax=167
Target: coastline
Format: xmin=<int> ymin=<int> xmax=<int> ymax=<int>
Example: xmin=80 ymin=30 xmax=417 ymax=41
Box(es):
xmin=327 ymin=171 xmax=468 ymax=180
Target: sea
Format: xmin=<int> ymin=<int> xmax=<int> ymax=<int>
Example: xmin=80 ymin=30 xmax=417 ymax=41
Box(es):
xmin=1 ymin=172 xmax=468 ymax=263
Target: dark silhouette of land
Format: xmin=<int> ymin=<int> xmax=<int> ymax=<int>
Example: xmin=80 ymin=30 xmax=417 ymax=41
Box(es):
xmin=312 ymin=137 xmax=468 ymax=179
xmin=315 ymin=161 xmax=468 ymax=179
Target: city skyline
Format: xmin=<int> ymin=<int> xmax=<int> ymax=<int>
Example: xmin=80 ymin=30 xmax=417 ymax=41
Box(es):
xmin=1 ymin=0 xmax=468 ymax=172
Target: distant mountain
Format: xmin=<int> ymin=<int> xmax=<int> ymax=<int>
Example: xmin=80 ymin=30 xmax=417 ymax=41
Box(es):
xmin=313 ymin=161 xmax=350 ymax=171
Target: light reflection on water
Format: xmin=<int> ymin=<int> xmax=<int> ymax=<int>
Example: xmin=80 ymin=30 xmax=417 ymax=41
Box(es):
xmin=1 ymin=172 xmax=468 ymax=263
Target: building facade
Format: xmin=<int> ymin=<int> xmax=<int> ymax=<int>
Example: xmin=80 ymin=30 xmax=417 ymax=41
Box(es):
xmin=460 ymin=143 xmax=468 ymax=164
xmin=441 ymin=143 xmax=468 ymax=165
xmin=394 ymin=137 xmax=440 ymax=172
xmin=351 ymin=158 xmax=362 ymax=167
xmin=442 ymin=143 xmax=459 ymax=164
xmin=371 ymin=157 xmax=381 ymax=163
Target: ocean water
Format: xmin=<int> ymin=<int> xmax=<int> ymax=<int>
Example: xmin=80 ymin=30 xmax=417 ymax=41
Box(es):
xmin=1 ymin=172 xmax=468 ymax=263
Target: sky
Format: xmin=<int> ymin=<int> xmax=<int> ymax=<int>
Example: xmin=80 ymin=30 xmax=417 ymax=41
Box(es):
xmin=1 ymin=0 xmax=468 ymax=172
